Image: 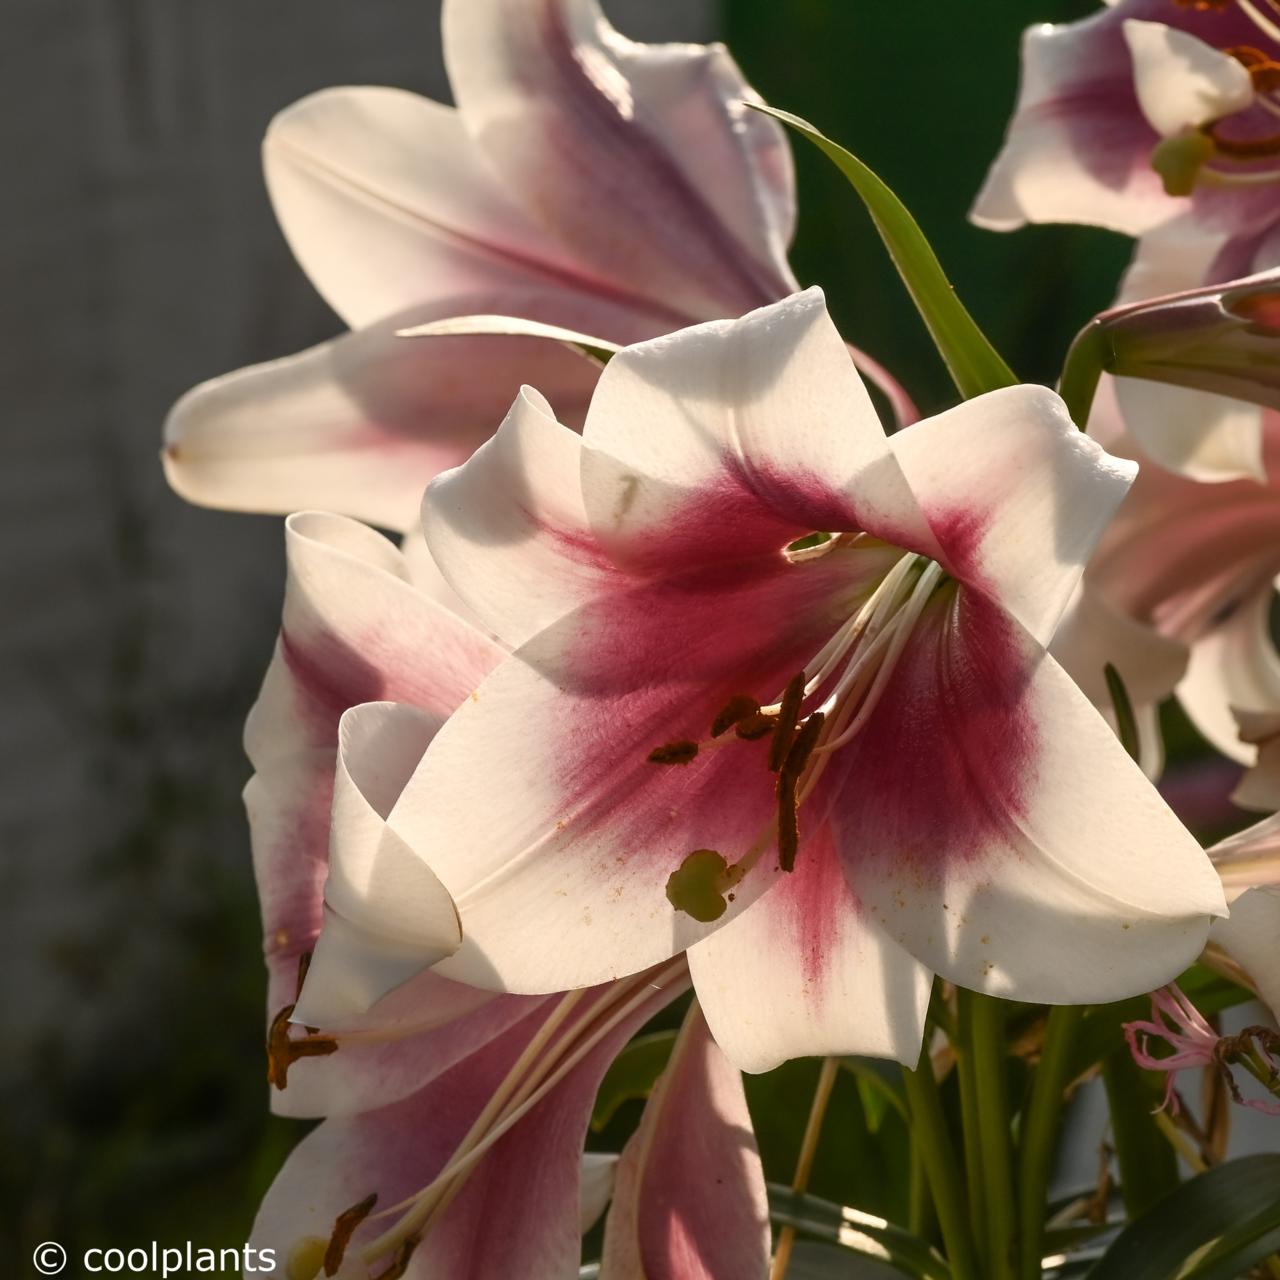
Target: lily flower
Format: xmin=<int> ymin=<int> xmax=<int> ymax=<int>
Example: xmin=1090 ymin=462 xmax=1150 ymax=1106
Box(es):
xmin=248 ymin=511 xmax=765 ymax=1277
xmin=351 ymin=288 xmax=1224 ymax=1078
xmin=973 ymin=0 xmax=1280 ymax=283
xmin=162 ymin=0 xmax=911 ymax=534
xmin=1054 ymin=377 xmax=1280 ymax=806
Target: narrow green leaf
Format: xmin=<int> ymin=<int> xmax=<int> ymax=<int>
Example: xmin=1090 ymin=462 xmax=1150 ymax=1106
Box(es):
xmin=749 ymin=104 xmax=1018 ymax=401
xmin=1085 ymin=1155 xmax=1280 ymax=1279
xmin=767 ymin=1185 xmax=953 ymax=1280
xmin=590 ymin=1030 xmax=676 ymax=1131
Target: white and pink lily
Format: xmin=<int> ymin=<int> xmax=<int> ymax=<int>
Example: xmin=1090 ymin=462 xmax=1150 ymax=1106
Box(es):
xmin=162 ymin=0 xmax=910 ymax=534
xmin=246 ymin=511 xmax=767 ymax=1278
xmin=1055 ymin=377 xmax=1280 ymax=805
xmin=343 ymin=288 xmax=1227 ymax=1078
xmin=973 ymin=0 xmax=1280 ymax=282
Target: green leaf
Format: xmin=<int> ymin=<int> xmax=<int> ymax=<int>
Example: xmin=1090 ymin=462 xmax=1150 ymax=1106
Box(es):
xmin=768 ymin=1185 xmax=953 ymax=1280
xmin=749 ymin=104 xmax=1017 ymax=401
xmin=1085 ymin=1155 xmax=1280 ymax=1279
xmin=841 ymin=1058 xmax=909 ymax=1134
xmin=590 ymin=1030 xmax=676 ymax=1131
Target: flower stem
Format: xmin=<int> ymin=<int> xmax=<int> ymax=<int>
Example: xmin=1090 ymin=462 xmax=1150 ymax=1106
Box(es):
xmin=902 ymin=1050 xmax=981 ymax=1280
xmin=952 ymin=994 xmax=989 ymax=1265
xmin=967 ymin=993 xmax=1017 ymax=1280
xmin=1101 ymin=1045 xmax=1179 ymax=1217
xmin=1017 ymin=1005 xmax=1083 ymax=1280
xmin=770 ymin=1056 xmax=839 ymax=1280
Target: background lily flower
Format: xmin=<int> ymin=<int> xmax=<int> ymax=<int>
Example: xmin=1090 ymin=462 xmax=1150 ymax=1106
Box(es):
xmin=1055 ymin=378 xmax=1280 ymax=805
xmin=973 ymin=0 xmax=1280 ymax=283
xmin=162 ymin=0 xmax=911 ymax=533
xmin=347 ymin=289 xmax=1224 ymax=1081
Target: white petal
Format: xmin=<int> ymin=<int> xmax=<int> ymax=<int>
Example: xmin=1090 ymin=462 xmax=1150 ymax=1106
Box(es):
xmin=163 ymin=296 xmax=616 ymax=532
xmin=1123 ymin=20 xmax=1254 ymax=138
xmin=888 ymin=384 xmax=1136 ymax=646
xmin=423 ymin=386 xmax=622 ymax=649
xmin=1233 ymin=709 xmax=1280 ymax=811
xmin=294 ymin=702 xmax=462 ymax=1028
xmin=1115 ymin=378 xmax=1266 ymax=484
xmin=1179 ymin=586 xmax=1280 ymax=765
xmin=689 ymin=831 xmax=931 ymax=1074
xmin=580 ymin=288 xmax=935 ymax=571
xmin=263 ymin=87 xmax=590 ymax=328
xmin=580 ymin=1152 xmax=618 ymax=1233
xmin=1211 ymin=886 xmax=1280 ymax=1016
xmin=833 ymin=599 xmax=1226 ymax=1004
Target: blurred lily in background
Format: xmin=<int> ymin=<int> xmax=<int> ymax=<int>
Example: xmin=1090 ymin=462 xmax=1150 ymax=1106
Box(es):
xmin=161 ymin=0 xmax=909 ymax=534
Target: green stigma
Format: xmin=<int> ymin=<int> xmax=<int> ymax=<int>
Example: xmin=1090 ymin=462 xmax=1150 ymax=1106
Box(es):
xmin=666 ymin=849 xmax=733 ymax=922
xmin=1150 ymin=131 xmax=1214 ymax=197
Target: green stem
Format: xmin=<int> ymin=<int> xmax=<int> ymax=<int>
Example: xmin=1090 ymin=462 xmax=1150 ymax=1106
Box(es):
xmin=970 ymin=994 xmax=1017 ymax=1280
xmin=1017 ymin=1005 xmax=1084 ymax=1280
xmin=952 ymin=993 xmax=989 ymax=1267
xmin=1101 ymin=1046 xmax=1179 ymax=1218
xmin=1058 ymin=322 xmax=1107 ymax=431
xmin=902 ymin=1055 xmax=981 ymax=1280
xmin=908 ymin=1139 xmax=935 ymax=1240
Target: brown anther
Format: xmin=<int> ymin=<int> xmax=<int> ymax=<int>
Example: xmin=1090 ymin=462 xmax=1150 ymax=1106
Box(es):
xmin=1204 ymin=120 xmax=1280 ymax=159
xmin=266 ymin=1003 xmax=339 ymax=1090
xmin=774 ymin=712 xmax=825 ymax=874
xmin=767 ymin=672 xmax=807 ymax=772
xmin=374 ymin=1236 xmax=421 ymax=1280
xmin=711 ymin=693 xmax=761 ymax=738
xmin=1226 ymin=45 xmax=1280 ymax=91
xmin=647 ymin=740 xmax=700 ymax=766
xmin=776 ymin=774 xmax=799 ymax=873
xmin=735 ymin=711 xmax=777 ymax=740
xmin=782 ymin=711 xmax=826 ymax=780
xmin=1171 ymin=0 xmax=1232 ymax=9
xmin=323 ymin=1192 xmax=378 ymax=1277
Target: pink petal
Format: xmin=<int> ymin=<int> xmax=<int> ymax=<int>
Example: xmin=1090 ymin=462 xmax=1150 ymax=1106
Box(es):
xmin=279 ymin=980 xmax=544 ymax=1121
xmin=888 ymin=384 xmax=1135 ymax=646
xmin=387 ymin=541 xmax=896 ymax=993
xmin=600 ymin=1005 xmax=770 ymax=1280
xmin=444 ymin=0 xmax=796 ymax=322
xmin=829 ymin=589 xmax=1225 ymax=1003
xmin=251 ymin=972 xmax=685 ymax=1278
xmin=688 ymin=823 xmax=930 ymax=1073
xmin=164 ymin=293 xmax=651 ymax=532
xmin=579 ymin=289 xmax=936 ymax=574
xmin=972 ymin=7 xmax=1173 ymax=235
